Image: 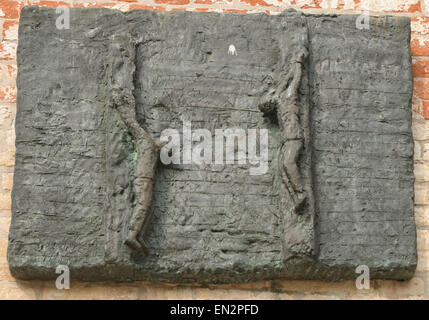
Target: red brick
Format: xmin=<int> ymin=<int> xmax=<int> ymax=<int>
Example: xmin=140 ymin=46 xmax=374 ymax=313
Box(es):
xmin=73 ymin=3 xmax=116 ymax=8
xmin=408 ymin=2 xmax=421 ymax=12
xmin=239 ymin=0 xmax=271 ymax=6
xmin=355 ymin=0 xmax=421 ymax=13
xmin=0 ymin=42 xmax=16 ymax=61
xmin=0 ymin=63 xmax=16 ymax=90
xmin=0 ymin=86 xmax=16 ymax=103
xmin=423 ymin=101 xmax=429 ymax=120
xmin=415 ymin=79 xmax=429 ymax=100
xmin=391 ymin=2 xmax=421 ymax=13
xmin=7 ymin=64 xmax=16 ymax=78
xmin=194 ymin=0 xmax=216 ymax=4
xmin=330 ymin=0 xmax=355 ymax=10
xmin=223 ymin=9 xmax=249 ymax=13
xmin=412 ymin=17 xmax=429 ymax=35
xmin=0 ymin=1 xmax=23 ymax=19
xmin=2 ymin=20 xmax=18 ymax=41
xmin=299 ymin=0 xmax=323 ymax=9
xmin=413 ymin=60 xmax=429 ymax=78
xmin=129 ymin=4 xmax=166 ymax=11
xmin=411 ymin=39 xmax=429 ymax=56
xmin=154 ymin=0 xmax=190 ymax=4
xmin=28 ymin=1 xmax=71 ymax=8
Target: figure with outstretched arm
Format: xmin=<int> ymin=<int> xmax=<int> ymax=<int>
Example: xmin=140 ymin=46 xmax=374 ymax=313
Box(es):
xmin=113 ymin=101 xmax=165 ymax=253
xmin=260 ymin=47 xmax=309 ymax=213
xmin=107 ymin=36 xmax=165 ymax=254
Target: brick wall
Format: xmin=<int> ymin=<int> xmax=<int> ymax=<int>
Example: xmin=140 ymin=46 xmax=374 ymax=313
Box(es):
xmin=0 ymin=0 xmax=428 ymax=299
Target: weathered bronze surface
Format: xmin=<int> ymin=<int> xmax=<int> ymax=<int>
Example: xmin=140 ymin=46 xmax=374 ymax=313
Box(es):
xmin=8 ymin=7 xmax=416 ymax=282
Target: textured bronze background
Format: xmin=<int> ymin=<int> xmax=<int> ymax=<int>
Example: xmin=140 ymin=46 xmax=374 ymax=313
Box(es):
xmin=8 ymin=7 xmax=416 ymax=282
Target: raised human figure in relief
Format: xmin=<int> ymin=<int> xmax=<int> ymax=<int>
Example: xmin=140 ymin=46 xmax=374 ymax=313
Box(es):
xmin=108 ymin=36 xmax=165 ymax=254
xmin=260 ymin=47 xmax=308 ymax=213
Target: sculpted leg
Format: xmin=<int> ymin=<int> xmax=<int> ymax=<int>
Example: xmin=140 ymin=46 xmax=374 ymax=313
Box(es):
xmin=283 ymin=140 xmax=303 ymax=193
xmin=281 ymin=140 xmax=307 ymax=213
xmin=125 ymin=176 xmax=154 ymax=254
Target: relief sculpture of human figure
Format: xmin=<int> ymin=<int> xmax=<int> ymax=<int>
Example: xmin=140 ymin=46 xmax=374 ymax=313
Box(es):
xmin=260 ymin=46 xmax=309 ymax=214
xmin=107 ymin=35 xmax=165 ymax=254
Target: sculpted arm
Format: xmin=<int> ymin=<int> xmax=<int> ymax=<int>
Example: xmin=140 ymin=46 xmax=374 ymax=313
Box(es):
xmin=107 ymin=36 xmax=165 ymax=253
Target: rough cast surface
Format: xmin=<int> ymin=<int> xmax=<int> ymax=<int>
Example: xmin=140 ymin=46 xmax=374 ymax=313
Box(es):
xmin=8 ymin=6 xmax=416 ymax=282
